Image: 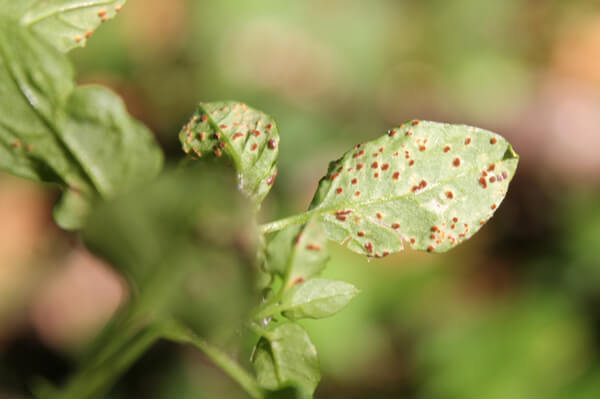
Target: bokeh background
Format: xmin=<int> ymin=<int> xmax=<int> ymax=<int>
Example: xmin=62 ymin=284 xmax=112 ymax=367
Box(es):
xmin=2 ymin=0 xmax=600 ymax=397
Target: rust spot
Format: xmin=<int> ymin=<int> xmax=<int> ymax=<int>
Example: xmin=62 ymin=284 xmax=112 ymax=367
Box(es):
xmin=355 ymin=191 xmax=361 ymax=196
xmin=85 ymin=30 xmax=93 ymax=39
xmin=371 ymin=161 xmax=379 ymax=169
xmin=379 ymin=147 xmax=385 ymax=152
xmin=411 ymin=120 xmax=420 ymax=126
xmin=392 ymin=223 xmax=400 ymax=229
xmin=490 ymin=137 xmax=497 ymax=144
xmin=432 ymin=226 xmax=440 ymax=232
xmin=419 ymin=145 xmax=426 ymax=152
xmin=388 ymin=129 xmax=397 ymax=137
xmin=374 ymin=172 xmax=379 ymax=178
xmin=479 ymin=177 xmax=488 ymax=188
xmin=253 ymin=130 xmax=261 ymax=137
xmin=502 ymin=171 xmax=509 ymax=179
xmin=465 ymin=137 xmax=471 ymax=145
xmin=376 ymin=212 xmax=383 ymax=219
xmin=267 ymin=173 xmax=276 ymax=185
xmin=409 ymin=160 xmax=415 ymax=166
xmin=488 ymin=164 xmax=496 ymax=171
xmin=306 ymin=244 xmax=321 ymax=251
xmin=383 ymin=251 xmax=390 ymax=256
xmin=382 ymin=163 xmax=390 ymax=171
xmin=444 ymin=146 xmax=451 ymax=153
xmin=352 ymin=178 xmax=358 ymax=184
xmin=491 ymin=204 xmax=497 ymax=210
xmin=213 ymin=148 xmax=222 ymax=157
xmin=365 ymin=242 xmax=374 ymax=253
xmin=427 ymin=245 xmax=435 ymax=252
xmin=115 ymin=5 xmax=122 ymax=12
xmin=98 ymin=10 xmax=107 ymax=17
xmin=75 ymin=36 xmax=82 ymax=43
xmin=232 ymin=132 xmax=244 ymax=140
xmin=453 ymin=157 xmax=461 ymax=167
xmin=336 ymin=188 xmax=343 ymax=194
xmin=410 ymin=238 xmax=416 ymax=244
xmin=336 ymin=215 xmax=347 ymax=221
xmin=393 ymin=172 xmax=400 ymax=180
xmin=446 ymin=191 xmax=454 ymax=199
xmin=489 ymin=176 xmax=496 ymax=183
xmin=406 ymin=130 xmax=413 ymax=136
xmin=201 ymin=115 xmax=208 ymax=122
xmin=430 ymin=234 xmax=436 ymax=239
xmin=293 ymin=277 xmax=305 ymax=285
xmin=453 ymin=217 xmax=458 ymax=223
xmin=357 ymin=163 xmax=365 ymax=170
xmin=268 ymin=139 xmax=277 ymax=150
xmin=251 ymin=143 xmax=258 ymax=151
xmin=358 ymin=231 xmax=365 ymax=237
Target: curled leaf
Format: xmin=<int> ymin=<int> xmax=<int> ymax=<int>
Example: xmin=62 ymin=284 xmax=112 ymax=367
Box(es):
xmin=179 ymin=101 xmax=279 ymax=206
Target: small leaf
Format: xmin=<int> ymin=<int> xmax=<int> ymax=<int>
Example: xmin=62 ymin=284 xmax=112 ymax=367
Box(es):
xmin=252 ymin=323 xmax=320 ymax=398
xmin=280 ymin=278 xmax=359 ymax=320
xmin=265 ymin=218 xmax=329 ymax=287
xmin=308 ymin=120 xmax=519 ymax=257
xmin=0 ymin=20 xmax=163 ymax=229
xmin=0 ymin=0 xmax=127 ymax=53
xmin=179 ymin=101 xmax=279 ymax=206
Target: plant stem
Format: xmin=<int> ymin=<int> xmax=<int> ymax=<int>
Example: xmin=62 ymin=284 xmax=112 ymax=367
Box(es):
xmin=165 ymin=321 xmax=264 ymax=399
xmin=260 ymin=209 xmax=314 ymax=234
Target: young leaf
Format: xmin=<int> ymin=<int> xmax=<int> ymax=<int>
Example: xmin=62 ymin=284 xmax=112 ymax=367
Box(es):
xmin=280 ymin=278 xmax=359 ymax=320
xmin=0 ymin=20 xmax=163 ymax=229
xmin=179 ymin=101 xmax=279 ymax=206
xmin=252 ymin=323 xmax=320 ymax=398
xmin=265 ymin=218 xmax=329 ymax=287
xmin=308 ymin=121 xmax=519 ymax=257
xmin=0 ymin=0 xmax=127 ymax=53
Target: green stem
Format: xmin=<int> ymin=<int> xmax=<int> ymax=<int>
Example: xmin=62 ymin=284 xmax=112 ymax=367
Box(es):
xmin=55 ymin=323 xmax=164 ymax=398
xmin=165 ymin=321 xmax=264 ymax=399
xmin=259 ymin=209 xmax=314 ymax=234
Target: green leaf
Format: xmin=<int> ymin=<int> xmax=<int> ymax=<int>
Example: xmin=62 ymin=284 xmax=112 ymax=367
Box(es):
xmin=179 ymin=101 xmax=279 ymax=206
xmin=0 ymin=19 xmax=163 ymax=229
xmin=252 ymin=323 xmax=320 ymax=398
xmin=280 ymin=278 xmax=359 ymax=320
xmin=0 ymin=0 xmax=127 ymax=53
xmin=265 ymin=218 xmax=329 ymax=287
xmin=308 ymin=120 xmax=519 ymax=257
xmin=60 ymin=86 xmax=163 ymax=198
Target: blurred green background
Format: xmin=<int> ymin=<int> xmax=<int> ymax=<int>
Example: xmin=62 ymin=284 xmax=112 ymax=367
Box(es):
xmin=2 ymin=0 xmax=600 ymax=397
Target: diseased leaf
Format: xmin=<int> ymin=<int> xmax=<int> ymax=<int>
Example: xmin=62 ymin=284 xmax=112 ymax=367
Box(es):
xmin=265 ymin=218 xmax=329 ymax=287
xmin=252 ymin=323 xmax=320 ymax=398
xmin=280 ymin=278 xmax=359 ymax=320
xmin=308 ymin=120 xmax=519 ymax=257
xmin=179 ymin=101 xmax=279 ymax=206
xmin=0 ymin=20 xmax=163 ymax=229
xmin=0 ymin=0 xmax=127 ymax=53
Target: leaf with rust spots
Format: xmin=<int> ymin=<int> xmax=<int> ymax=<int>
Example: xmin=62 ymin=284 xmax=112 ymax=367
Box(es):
xmin=179 ymin=101 xmax=279 ymax=206
xmin=0 ymin=0 xmax=128 ymax=53
xmin=307 ymin=120 xmax=519 ymax=257
xmin=265 ymin=218 xmax=329 ymax=287
xmin=0 ymin=20 xmax=163 ymax=229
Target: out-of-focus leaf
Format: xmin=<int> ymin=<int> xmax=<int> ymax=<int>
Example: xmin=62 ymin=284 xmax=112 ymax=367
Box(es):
xmin=308 ymin=120 xmax=519 ymax=257
xmin=265 ymin=218 xmax=329 ymax=287
xmin=83 ymin=167 xmax=255 ymax=341
xmin=280 ymin=278 xmax=359 ymax=320
xmin=0 ymin=20 xmax=163 ymax=229
xmin=179 ymin=101 xmax=279 ymax=206
xmin=252 ymin=323 xmax=320 ymax=398
xmin=0 ymin=0 xmax=127 ymax=53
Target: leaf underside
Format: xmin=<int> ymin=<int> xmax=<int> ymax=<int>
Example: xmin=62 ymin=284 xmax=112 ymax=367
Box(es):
xmin=179 ymin=101 xmax=279 ymax=206
xmin=0 ymin=0 xmax=127 ymax=53
xmin=309 ymin=120 xmax=519 ymax=257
